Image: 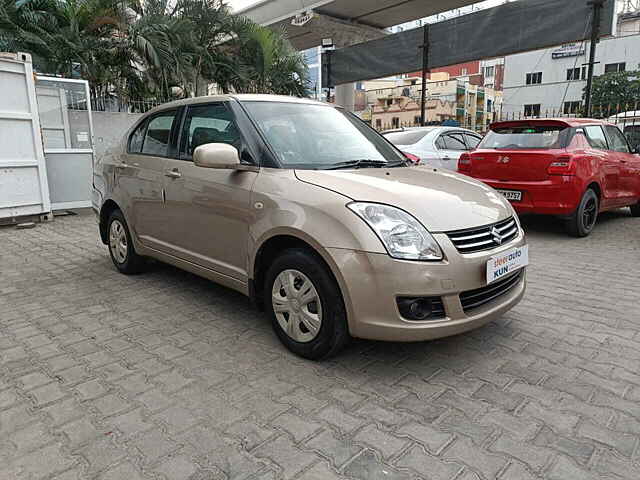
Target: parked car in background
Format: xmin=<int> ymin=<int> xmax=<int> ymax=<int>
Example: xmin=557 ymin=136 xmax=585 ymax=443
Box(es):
xmin=608 ymin=110 xmax=640 ymax=152
xmin=458 ymin=119 xmax=640 ymax=237
xmin=382 ymin=126 xmax=482 ymax=170
xmin=94 ymin=95 xmax=527 ymax=359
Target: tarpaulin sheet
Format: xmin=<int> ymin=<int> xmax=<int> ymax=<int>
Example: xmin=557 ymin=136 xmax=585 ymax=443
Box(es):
xmin=322 ymin=0 xmax=615 ymax=87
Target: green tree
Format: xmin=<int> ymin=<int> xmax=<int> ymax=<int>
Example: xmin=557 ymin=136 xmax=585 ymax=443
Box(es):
xmin=1 ymin=0 xmax=309 ymax=102
xmin=585 ymin=70 xmax=640 ymax=117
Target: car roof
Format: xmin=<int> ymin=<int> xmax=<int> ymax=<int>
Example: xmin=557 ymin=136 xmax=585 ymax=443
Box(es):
xmin=490 ymin=118 xmax=616 ymax=129
xmin=144 ymin=94 xmax=330 ymax=116
xmin=382 ymin=126 xmax=479 ymax=135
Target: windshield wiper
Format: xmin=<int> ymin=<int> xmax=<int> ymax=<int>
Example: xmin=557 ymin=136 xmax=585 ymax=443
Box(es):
xmin=326 ymin=159 xmax=391 ymax=170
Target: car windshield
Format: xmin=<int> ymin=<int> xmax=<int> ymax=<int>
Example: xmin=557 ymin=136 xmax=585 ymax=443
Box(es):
xmin=479 ymin=125 xmax=567 ymax=149
xmin=242 ymin=101 xmax=405 ymax=169
xmin=383 ymin=129 xmax=435 ymax=146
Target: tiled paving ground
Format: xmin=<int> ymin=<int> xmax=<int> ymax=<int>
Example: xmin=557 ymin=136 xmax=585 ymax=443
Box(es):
xmin=1 ymin=209 xmax=640 ymax=480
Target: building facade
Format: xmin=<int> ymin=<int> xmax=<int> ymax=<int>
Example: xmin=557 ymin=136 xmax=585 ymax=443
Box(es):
xmin=368 ymin=73 xmax=502 ymax=132
xmin=502 ymin=16 xmax=640 ymax=118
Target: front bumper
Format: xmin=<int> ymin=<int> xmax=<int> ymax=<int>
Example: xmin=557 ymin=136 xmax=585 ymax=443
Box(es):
xmin=328 ymin=230 xmax=527 ymax=342
xmin=477 ymin=177 xmax=581 ymax=216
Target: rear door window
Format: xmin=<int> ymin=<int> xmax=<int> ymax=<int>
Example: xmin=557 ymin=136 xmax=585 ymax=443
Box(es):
xmin=604 ymin=125 xmax=631 ymax=153
xmin=141 ymin=110 xmax=177 ymax=157
xmin=479 ymin=125 xmax=567 ymax=149
xmin=442 ymin=133 xmax=467 ymax=151
xmin=464 ymin=133 xmax=481 ymax=150
xmin=583 ymin=125 xmax=608 ymax=150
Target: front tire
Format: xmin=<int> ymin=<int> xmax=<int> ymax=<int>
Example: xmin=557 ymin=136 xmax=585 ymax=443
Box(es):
xmin=264 ymin=249 xmax=349 ymax=360
xmin=566 ymin=188 xmax=599 ymax=237
xmin=107 ymin=210 xmax=145 ymax=274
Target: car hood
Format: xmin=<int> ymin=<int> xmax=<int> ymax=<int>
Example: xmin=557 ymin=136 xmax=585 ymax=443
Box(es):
xmin=295 ymin=166 xmax=513 ymax=232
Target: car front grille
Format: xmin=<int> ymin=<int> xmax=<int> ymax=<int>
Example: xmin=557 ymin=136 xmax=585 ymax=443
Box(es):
xmin=460 ymin=269 xmax=524 ymax=313
xmin=446 ymin=217 xmax=518 ymax=254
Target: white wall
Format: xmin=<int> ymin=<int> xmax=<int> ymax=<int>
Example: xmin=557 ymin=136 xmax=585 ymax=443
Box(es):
xmin=92 ymin=111 xmax=143 ymax=162
xmin=502 ymin=33 xmax=640 ymax=116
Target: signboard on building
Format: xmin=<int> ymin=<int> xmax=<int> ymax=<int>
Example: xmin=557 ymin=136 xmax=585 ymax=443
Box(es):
xmin=552 ymin=43 xmax=585 ymax=59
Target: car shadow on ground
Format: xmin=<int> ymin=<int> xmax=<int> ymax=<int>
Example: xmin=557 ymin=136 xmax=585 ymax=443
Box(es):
xmin=145 ymin=256 xmax=514 ymax=364
xmin=518 ymin=207 xmax=631 ymax=236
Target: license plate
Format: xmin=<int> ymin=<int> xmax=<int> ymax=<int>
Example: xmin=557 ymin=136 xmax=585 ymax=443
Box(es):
xmin=486 ymin=245 xmax=529 ymax=284
xmin=496 ymin=189 xmax=522 ymax=201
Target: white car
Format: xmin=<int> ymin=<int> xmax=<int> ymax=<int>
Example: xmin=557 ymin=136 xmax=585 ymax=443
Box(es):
xmin=383 ymin=126 xmax=482 ymax=170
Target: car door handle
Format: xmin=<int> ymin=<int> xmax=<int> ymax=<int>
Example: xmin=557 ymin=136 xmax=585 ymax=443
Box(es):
xmin=115 ymin=162 xmax=129 ymax=169
xmin=165 ymin=169 xmax=182 ymax=179
xmin=442 ymin=156 xmax=451 ymax=160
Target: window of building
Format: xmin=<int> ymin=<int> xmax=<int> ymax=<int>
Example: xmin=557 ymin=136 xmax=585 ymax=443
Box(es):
xmin=179 ymin=103 xmax=240 ymax=160
xmin=392 ymin=117 xmax=400 ymax=128
xmin=141 ymin=110 xmax=177 ymax=157
xmin=604 ymin=62 xmax=626 ymax=73
xmin=484 ymin=66 xmax=494 ymax=78
xmin=487 ymin=99 xmax=493 ymax=113
xmin=526 ymin=72 xmax=542 ymax=85
xmin=566 ymin=68 xmax=583 ymax=81
xmin=414 ymin=116 xmax=422 ymax=125
xmin=581 ymin=66 xmax=587 ymax=79
xmin=563 ymin=101 xmax=581 ymax=115
xmin=524 ymin=104 xmax=541 ymax=117
xmin=386 ymin=99 xmax=393 ymax=107
xmin=375 ymin=119 xmax=382 ymax=129
xmin=583 ymin=125 xmax=608 ymax=149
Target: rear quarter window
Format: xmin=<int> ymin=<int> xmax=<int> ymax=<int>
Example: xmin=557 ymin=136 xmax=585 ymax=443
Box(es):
xmin=479 ymin=125 xmax=568 ymax=149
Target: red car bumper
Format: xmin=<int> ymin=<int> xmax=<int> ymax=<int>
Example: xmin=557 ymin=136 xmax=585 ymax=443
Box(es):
xmin=477 ymin=176 xmax=582 ymax=216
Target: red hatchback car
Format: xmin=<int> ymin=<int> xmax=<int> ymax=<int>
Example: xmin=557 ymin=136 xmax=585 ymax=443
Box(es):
xmin=458 ymin=119 xmax=640 ymax=236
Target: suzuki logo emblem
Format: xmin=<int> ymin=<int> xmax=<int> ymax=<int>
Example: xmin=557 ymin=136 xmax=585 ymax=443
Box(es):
xmin=492 ymin=227 xmax=503 ymax=245
xmin=497 ymin=156 xmax=511 ymax=164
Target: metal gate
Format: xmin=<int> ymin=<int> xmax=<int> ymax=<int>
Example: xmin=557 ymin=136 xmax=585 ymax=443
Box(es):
xmin=0 ymin=52 xmax=51 ymax=220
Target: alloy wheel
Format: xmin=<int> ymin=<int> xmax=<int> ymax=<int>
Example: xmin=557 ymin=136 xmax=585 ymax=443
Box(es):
xmin=272 ymin=269 xmax=323 ymax=343
xmin=582 ymin=197 xmax=597 ymax=230
xmin=109 ymin=219 xmax=128 ymax=264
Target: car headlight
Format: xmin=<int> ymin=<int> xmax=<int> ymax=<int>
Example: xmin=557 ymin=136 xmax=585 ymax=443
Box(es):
xmin=348 ymin=202 xmax=443 ymax=261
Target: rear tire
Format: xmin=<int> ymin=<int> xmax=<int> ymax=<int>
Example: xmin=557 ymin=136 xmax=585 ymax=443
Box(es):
xmin=630 ymin=201 xmax=640 ymax=217
xmin=107 ymin=210 xmax=146 ymax=274
xmin=566 ymin=189 xmax=599 ymax=237
xmin=264 ymin=249 xmax=349 ymax=360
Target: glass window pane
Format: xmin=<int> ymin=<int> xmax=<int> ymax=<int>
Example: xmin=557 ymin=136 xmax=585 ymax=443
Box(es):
xmin=142 ymin=111 xmax=176 ymax=157
xmin=180 ymin=104 xmax=240 ymax=159
xmin=128 ymin=121 xmax=146 ymax=153
xmin=605 ymin=125 xmax=630 ymax=153
xmin=464 ymin=134 xmax=481 ymax=149
xmin=584 ymin=125 xmax=608 ymax=150
xmin=443 ymin=133 xmax=467 ymax=151
xmin=35 ymin=79 xmax=92 ymax=150
xmin=243 ymin=101 xmax=403 ymax=168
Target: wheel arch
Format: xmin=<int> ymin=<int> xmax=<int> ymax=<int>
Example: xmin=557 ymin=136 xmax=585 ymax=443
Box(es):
xmin=586 ymin=181 xmax=602 ymax=206
xmin=99 ymin=199 xmax=121 ymax=244
xmin=250 ymin=229 xmax=351 ymax=314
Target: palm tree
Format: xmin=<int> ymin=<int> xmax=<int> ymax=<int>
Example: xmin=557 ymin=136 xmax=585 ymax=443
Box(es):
xmin=1 ymin=0 xmax=311 ymax=101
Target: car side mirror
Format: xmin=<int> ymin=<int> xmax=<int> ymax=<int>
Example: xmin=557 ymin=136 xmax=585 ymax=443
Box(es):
xmin=194 ymin=143 xmax=244 ymax=169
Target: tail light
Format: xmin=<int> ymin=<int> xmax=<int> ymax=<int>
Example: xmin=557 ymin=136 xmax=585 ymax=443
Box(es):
xmin=403 ymin=152 xmax=420 ymax=164
xmin=458 ymin=153 xmax=472 ymax=173
xmin=547 ymin=156 xmax=576 ymax=175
